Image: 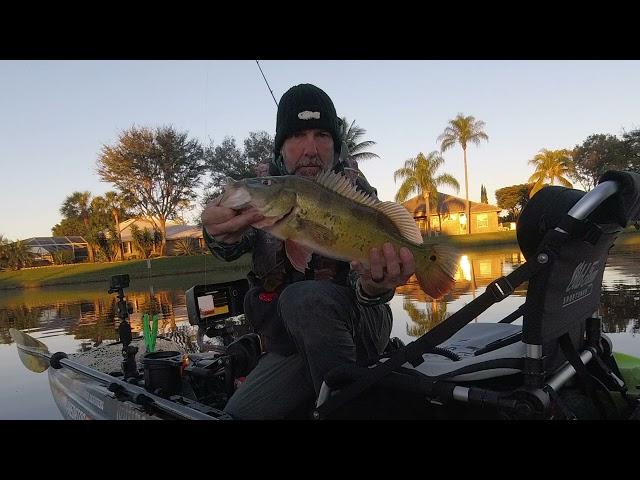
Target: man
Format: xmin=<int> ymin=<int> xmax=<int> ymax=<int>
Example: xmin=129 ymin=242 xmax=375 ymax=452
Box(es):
xmin=201 ymin=83 xmax=415 ymax=419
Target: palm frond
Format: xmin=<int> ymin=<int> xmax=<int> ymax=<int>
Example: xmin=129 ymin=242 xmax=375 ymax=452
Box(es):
xmin=435 ymin=173 xmax=461 ymax=193
xmin=395 ymin=178 xmax=418 ymax=202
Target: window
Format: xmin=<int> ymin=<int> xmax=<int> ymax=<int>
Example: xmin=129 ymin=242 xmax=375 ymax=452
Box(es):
xmin=476 ymin=213 xmax=489 ymax=229
xmin=479 ymin=260 xmax=492 ymax=277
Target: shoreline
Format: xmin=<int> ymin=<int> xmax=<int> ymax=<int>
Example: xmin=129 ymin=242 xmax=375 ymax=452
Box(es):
xmin=0 ymin=254 xmax=251 ymax=291
xmin=1 ymin=231 xmax=638 ymax=291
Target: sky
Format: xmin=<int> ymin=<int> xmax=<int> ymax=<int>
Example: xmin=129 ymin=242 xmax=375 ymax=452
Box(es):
xmin=1 ymin=60 xmax=639 ymax=240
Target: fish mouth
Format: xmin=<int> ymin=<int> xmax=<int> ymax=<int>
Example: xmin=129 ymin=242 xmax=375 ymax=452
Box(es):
xmin=218 ymin=185 xmax=253 ymax=210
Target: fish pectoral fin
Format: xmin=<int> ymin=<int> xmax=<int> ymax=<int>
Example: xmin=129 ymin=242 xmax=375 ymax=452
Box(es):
xmin=285 ymin=239 xmax=313 ymax=273
xmin=296 ymin=218 xmax=338 ymax=245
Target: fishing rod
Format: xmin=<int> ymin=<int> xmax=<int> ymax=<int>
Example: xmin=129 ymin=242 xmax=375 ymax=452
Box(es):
xmin=256 ymin=60 xmax=278 ymax=108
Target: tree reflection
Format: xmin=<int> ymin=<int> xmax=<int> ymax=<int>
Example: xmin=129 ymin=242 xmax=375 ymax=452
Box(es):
xmin=0 ymin=306 xmax=46 ymax=344
xmin=404 ymin=298 xmax=450 ymax=338
xmin=600 ymin=285 xmax=640 ymax=334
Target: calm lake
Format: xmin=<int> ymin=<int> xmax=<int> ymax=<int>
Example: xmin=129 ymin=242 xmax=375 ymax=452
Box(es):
xmin=1 ymin=245 xmax=638 ymax=419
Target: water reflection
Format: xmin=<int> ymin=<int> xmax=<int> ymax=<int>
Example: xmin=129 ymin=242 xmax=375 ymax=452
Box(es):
xmin=0 ymin=246 xmax=638 ymax=419
xmin=600 ymin=284 xmax=640 ymax=334
xmin=1 ymin=247 xmax=637 ymax=349
xmin=403 ymin=298 xmax=449 ymax=337
xmin=395 ymin=246 xmax=639 ymax=344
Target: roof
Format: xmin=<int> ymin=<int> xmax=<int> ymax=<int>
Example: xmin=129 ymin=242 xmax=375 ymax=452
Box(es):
xmin=402 ymin=192 xmax=501 ymax=217
xmin=23 ymin=236 xmax=87 ymax=246
xmin=22 ymin=236 xmax=87 ymax=255
xmin=116 ymin=218 xmax=202 ymax=242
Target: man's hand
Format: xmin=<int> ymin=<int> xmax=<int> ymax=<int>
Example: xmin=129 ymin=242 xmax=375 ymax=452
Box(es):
xmin=350 ymin=242 xmax=416 ymax=297
xmin=201 ymin=201 xmax=264 ymax=244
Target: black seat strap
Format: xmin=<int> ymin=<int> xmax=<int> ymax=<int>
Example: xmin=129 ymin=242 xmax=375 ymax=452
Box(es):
xmin=498 ymin=303 xmax=527 ymax=324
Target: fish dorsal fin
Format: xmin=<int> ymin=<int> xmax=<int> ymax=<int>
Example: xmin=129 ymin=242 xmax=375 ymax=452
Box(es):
xmin=315 ymin=170 xmax=424 ymax=245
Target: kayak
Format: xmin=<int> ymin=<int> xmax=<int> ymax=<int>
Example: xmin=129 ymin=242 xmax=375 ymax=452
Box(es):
xmin=10 ymin=327 xmax=237 ymax=420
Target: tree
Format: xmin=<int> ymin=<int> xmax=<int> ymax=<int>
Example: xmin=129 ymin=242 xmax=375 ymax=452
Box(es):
xmin=243 ymin=131 xmax=275 ymax=167
xmin=97 ymin=125 xmax=206 ymax=256
xmin=528 ymin=148 xmax=575 ymax=197
xmin=4 ymin=240 xmax=33 ymax=270
xmin=60 ymin=191 xmax=96 ymax=262
xmin=52 ymin=217 xmax=85 ymax=237
xmin=495 ymin=183 xmax=534 ymax=222
xmin=203 ymin=131 xmax=274 ymax=201
xmin=94 ymin=227 xmax=122 ymax=262
xmin=480 ymin=184 xmax=488 ymax=204
xmin=339 ymin=117 xmax=380 ymax=163
xmin=572 ymin=134 xmax=627 ymax=190
xmin=129 ymin=224 xmax=161 ymax=259
xmin=61 ymin=191 xmax=100 ymax=262
xmin=173 ymin=237 xmax=199 ymax=256
xmin=103 ymin=191 xmax=130 ymax=260
xmin=0 ymin=234 xmax=9 ymax=269
xmin=622 ymin=128 xmax=640 ymax=173
xmin=438 ymin=114 xmax=489 ymax=234
xmin=394 ymin=151 xmax=460 ymax=237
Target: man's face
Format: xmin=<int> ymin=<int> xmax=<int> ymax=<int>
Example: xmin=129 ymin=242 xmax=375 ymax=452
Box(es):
xmin=281 ymin=128 xmax=335 ymax=177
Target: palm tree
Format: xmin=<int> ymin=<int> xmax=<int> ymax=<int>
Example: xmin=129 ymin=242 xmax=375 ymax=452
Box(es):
xmin=339 ymin=117 xmax=379 ymax=184
xmin=5 ymin=240 xmax=34 ymax=270
xmin=528 ymin=148 xmax=575 ymax=197
xmin=438 ymin=114 xmax=489 ymax=234
xmin=104 ymin=191 xmax=128 ymax=260
xmin=394 ymin=151 xmax=460 ymax=237
xmin=60 ymin=191 xmax=95 ymax=262
xmin=339 ymin=117 xmax=380 ymax=163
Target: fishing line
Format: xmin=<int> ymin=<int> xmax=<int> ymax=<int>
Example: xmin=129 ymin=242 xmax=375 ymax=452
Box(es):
xmin=256 ymin=60 xmax=278 ymax=108
xmin=201 ymin=61 xmax=276 ymax=291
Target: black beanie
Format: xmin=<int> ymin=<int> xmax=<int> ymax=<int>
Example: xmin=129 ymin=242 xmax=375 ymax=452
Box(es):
xmin=273 ymin=84 xmax=342 ymax=156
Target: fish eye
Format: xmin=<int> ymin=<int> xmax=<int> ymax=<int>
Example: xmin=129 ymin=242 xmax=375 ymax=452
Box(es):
xmin=261 ymin=179 xmax=272 ymax=186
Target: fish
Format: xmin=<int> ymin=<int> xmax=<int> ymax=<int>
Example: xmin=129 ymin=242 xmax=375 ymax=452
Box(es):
xmin=216 ymin=170 xmax=460 ymax=299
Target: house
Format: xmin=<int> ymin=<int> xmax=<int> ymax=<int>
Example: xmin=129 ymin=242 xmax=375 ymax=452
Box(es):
xmin=402 ymin=192 xmax=502 ymax=235
xmin=117 ymin=218 xmax=205 ymax=258
xmin=23 ymin=236 xmax=88 ymax=264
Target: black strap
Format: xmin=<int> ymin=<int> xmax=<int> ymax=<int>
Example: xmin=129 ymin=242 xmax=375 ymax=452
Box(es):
xmin=557 ymin=333 xmax=608 ymax=418
xmin=591 ymin=352 xmax=627 ymax=394
xmin=315 ymin=258 xmax=543 ymax=419
xmin=498 ymin=304 xmax=527 ymax=323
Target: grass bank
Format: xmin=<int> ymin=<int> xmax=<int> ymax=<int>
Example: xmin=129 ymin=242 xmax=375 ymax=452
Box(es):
xmin=432 ymin=228 xmax=640 ymax=251
xmin=0 ymin=254 xmax=251 ymax=290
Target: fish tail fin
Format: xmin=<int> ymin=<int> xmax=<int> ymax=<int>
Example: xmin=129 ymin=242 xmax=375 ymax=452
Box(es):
xmin=414 ymin=243 xmax=459 ymax=299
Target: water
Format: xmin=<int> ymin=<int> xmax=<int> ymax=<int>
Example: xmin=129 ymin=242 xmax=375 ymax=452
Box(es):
xmin=1 ymin=246 xmax=638 ymax=419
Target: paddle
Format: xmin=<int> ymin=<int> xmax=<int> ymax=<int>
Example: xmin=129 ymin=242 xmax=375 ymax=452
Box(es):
xmin=10 ymin=328 xmax=50 ymax=373
xmin=9 ymin=328 xmax=215 ymax=420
